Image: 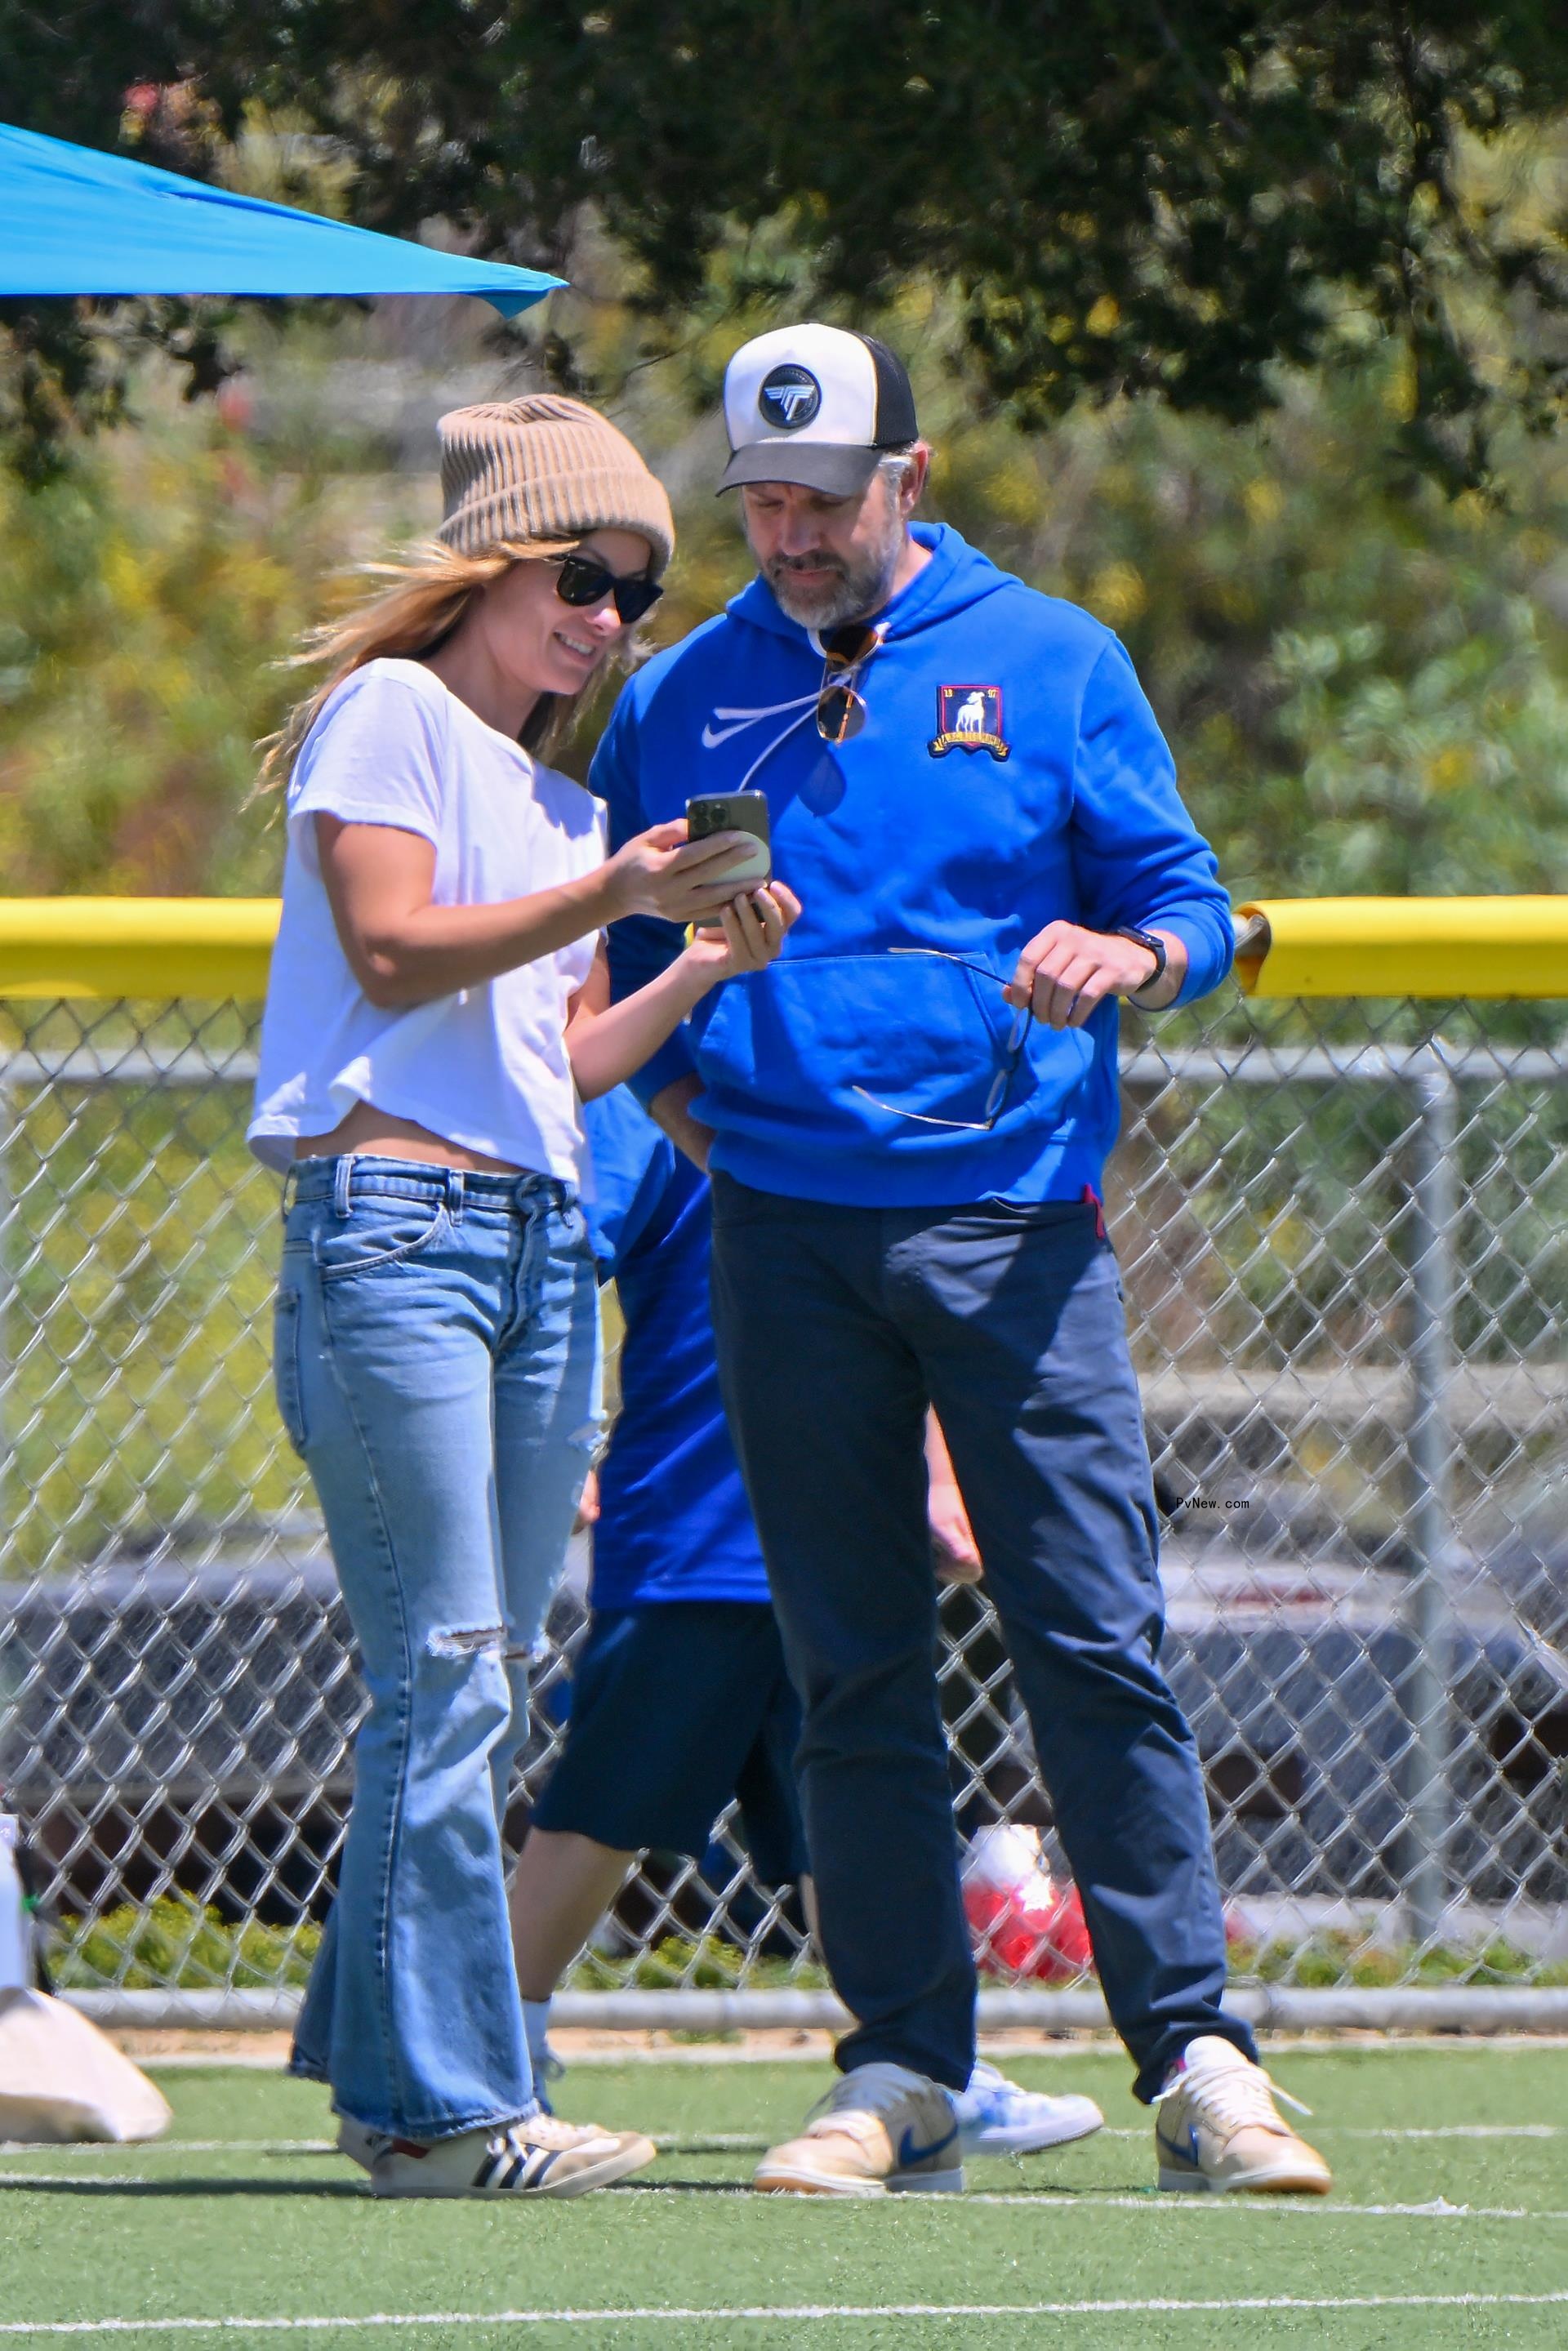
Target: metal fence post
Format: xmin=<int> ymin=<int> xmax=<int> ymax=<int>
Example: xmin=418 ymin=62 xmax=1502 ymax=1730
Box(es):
xmin=1404 ymin=1044 xmax=1459 ymax=1948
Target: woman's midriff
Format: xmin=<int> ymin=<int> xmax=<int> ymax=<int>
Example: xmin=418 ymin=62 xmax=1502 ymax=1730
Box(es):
xmin=294 ymin=1098 xmax=526 ymax=1174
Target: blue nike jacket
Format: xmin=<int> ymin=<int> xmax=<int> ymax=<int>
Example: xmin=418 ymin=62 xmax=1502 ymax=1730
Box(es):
xmin=591 ymin=521 xmax=1232 ymax=1207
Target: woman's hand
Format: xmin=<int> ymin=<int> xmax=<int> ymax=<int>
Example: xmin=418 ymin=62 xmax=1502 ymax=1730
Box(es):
xmin=565 ymin=884 xmax=800 ymax=1102
xmin=679 ymin=884 xmax=801 ymax=986
xmin=603 ymin=820 xmax=764 ymax=928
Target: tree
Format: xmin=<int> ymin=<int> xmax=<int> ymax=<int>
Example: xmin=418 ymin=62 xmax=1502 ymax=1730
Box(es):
xmin=4 ymin=5 xmax=1568 ymax=488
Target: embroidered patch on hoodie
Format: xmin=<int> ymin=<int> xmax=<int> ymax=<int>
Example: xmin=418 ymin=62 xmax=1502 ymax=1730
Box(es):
xmin=929 ymin=683 xmax=1010 ymax=760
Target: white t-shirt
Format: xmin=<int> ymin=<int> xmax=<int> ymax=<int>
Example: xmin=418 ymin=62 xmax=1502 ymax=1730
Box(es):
xmin=248 ymin=657 xmax=605 ymax=1180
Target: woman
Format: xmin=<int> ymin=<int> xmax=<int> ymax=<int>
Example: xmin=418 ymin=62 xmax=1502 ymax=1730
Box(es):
xmin=249 ymin=394 xmax=798 ymax=2199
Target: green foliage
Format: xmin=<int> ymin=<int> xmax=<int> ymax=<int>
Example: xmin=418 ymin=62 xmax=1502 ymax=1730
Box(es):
xmin=565 ymin=1935 xmax=829 ymax=1994
xmin=922 ymin=354 xmax=1568 ymax=906
xmin=6 ymin=11 xmax=1568 ymax=488
xmin=4 ymin=318 xmax=1568 ymax=911
xmin=0 ymin=399 xmax=426 ymax=896
xmin=1243 ymin=1930 xmax=1568 ymax=1987
xmin=56 ymin=1895 xmax=320 ymax=1989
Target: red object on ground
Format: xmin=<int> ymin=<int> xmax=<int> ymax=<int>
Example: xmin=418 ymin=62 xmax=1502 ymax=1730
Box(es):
xmin=964 ymin=1872 xmax=1094 ymax=1981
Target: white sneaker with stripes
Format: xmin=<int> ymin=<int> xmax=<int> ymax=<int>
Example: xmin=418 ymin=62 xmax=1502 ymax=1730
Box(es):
xmin=365 ymin=2109 xmax=657 ymax=2199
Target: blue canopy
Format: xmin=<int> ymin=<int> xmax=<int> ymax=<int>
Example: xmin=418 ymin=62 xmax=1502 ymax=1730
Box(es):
xmin=0 ymin=122 xmax=562 ymax=315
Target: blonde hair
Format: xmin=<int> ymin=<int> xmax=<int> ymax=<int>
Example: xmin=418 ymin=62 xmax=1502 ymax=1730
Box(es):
xmin=256 ymin=538 xmax=605 ymax=795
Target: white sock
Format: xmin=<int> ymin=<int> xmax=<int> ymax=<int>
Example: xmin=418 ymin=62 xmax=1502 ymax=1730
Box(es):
xmin=523 ymin=1997 xmax=556 ymax=2075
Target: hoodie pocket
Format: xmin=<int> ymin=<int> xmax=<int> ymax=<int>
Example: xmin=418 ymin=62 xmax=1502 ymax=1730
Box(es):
xmin=696 ymin=951 xmax=1080 ymax=1133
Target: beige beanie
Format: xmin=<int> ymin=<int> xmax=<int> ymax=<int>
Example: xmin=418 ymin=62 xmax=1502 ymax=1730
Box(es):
xmin=436 ymin=394 xmax=675 ymax=578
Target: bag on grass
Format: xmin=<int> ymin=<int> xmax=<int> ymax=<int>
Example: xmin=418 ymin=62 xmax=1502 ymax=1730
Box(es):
xmin=0 ymin=1987 xmax=172 ymax=2144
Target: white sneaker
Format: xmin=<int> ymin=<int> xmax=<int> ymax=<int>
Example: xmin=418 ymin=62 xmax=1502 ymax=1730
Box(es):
xmin=335 ymin=2114 xmax=393 ymax=2171
xmin=755 ymin=2061 xmax=963 ymax=2197
xmin=1154 ymin=2037 xmax=1332 ymax=2195
xmin=368 ymin=2109 xmax=657 ymax=2200
xmin=951 ymin=2059 xmax=1103 ymax=2158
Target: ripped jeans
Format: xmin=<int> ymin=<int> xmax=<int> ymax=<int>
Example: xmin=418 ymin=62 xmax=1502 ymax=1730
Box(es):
xmin=274 ymin=1155 xmax=601 ymax=2140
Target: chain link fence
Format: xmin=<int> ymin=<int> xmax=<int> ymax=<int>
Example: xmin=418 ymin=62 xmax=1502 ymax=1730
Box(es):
xmin=0 ymin=989 xmax=1565 ymax=2008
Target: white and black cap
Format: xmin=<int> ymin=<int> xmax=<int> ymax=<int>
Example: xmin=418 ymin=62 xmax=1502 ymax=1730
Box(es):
xmin=719 ymin=323 xmax=919 ymax=496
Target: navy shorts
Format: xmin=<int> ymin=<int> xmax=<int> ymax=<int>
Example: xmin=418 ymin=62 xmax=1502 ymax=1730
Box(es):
xmin=530 ymin=1601 xmax=808 ymax=1885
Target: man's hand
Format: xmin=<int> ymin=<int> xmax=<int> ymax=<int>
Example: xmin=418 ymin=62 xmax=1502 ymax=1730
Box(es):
xmin=1004 ymin=921 xmax=1186 ymax=1028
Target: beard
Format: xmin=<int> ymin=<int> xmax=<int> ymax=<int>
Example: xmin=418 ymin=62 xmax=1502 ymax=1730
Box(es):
xmin=761 ymin=488 xmax=905 ymax=630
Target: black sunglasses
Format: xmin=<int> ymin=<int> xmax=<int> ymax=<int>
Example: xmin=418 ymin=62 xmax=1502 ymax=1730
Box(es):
xmin=553 ymin=552 xmax=664 ymax=626
xmin=816 ymin=621 xmax=883 ymax=744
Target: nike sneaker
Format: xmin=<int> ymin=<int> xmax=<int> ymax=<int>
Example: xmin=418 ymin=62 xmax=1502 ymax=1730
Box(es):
xmin=755 ymin=2060 xmax=963 ymax=2197
xmin=1153 ymin=2036 xmax=1332 ymax=2195
xmin=953 ymin=2059 xmax=1103 ymax=2157
xmin=367 ymin=2109 xmax=657 ymax=2199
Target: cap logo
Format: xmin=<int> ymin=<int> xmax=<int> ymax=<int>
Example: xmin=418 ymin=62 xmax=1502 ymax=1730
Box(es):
xmin=758 ymin=364 xmax=822 ymax=431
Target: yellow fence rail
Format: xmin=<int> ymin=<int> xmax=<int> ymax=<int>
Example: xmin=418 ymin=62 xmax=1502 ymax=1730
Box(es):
xmin=0 ymin=899 xmax=282 ymax=1001
xmin=1234 ymin=897 xmax=1568 ymax=999
xmin=0 ymin=895 xmax=1561 ymax=1000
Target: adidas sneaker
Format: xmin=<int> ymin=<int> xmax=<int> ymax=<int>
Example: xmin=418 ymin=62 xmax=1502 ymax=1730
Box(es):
xmin=366 ymin=2109 xmax=657 ymax=2199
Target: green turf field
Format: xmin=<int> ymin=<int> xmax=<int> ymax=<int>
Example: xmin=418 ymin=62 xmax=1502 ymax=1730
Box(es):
xmin=2 ymin=2043 xmax=1566 ymax=2347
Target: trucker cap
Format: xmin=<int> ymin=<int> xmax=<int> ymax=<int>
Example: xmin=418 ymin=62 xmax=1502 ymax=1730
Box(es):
xmin=719 ymin=323 xmax=920 ymax=496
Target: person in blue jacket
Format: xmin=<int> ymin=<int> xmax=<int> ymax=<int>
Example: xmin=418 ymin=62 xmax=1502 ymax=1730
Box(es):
xmin=591 ymin=323 xmax=1331 ymax=2199
xmin=507 ymin=1084 xmax=1105 ymax=2163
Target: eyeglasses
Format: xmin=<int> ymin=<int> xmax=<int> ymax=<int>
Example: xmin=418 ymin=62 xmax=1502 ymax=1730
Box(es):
xmin=815 ymin=621 xmax=883 ymax=744
xmin=553 ymin=552 xmax=664 ymax=626
xmin=850 ymin=948 xmax=1032 ymax=1132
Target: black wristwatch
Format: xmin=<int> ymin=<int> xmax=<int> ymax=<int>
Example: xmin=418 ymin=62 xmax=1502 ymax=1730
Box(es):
xmin=1116 ymin=925 xmax=1168 ymax=995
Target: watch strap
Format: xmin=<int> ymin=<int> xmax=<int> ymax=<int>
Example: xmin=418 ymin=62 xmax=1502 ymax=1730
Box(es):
xmin=1116 ymin=925 xmax=1168 ymax=990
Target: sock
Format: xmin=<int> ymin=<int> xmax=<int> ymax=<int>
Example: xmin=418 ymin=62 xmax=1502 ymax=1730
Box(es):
xmin=523 ymin=1997 xmax=559 ymax=2108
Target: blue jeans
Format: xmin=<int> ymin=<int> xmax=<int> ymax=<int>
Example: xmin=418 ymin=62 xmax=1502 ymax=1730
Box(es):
xmin=708 ymin=1176 xmax=1254 ymax=2104
xmin=274 ymin=1155 xmax=601 ymax=2140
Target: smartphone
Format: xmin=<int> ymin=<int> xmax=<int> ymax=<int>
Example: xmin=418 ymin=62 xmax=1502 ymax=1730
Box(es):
xmin=686 ymin=790 xmax=772 ymax=887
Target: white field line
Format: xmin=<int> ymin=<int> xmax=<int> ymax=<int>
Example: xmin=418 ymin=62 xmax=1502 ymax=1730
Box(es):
xmin=3 ymin=2291 xmax=1568 ymax=2334
xmin=639 ymin=2125 xmax=1563 ymax=2148
xmin=953 ymin=2194 xmax=1568 ymax=2219
xmin=5 ymin=2169 xmax=1564 ymax=2221
xmin=0 ymin=2141 xmax=336 ymax=2157
xmin=1098 ymin=2122 xmax=1561 ymax=2139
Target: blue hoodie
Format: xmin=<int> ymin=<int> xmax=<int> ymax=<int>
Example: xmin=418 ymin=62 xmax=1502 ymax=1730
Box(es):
xmin=592 ymin=522 xmax=1232 ymax=1207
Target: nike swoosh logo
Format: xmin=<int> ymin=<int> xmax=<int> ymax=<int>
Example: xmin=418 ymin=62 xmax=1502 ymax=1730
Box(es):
xmin=700 ymin=692 xmax=822 ymax=750
xmin=898 ymin=2120 xmax=959 ymax=2169
xmin=1156 ymin=2122 xmax=1201 ymax=2166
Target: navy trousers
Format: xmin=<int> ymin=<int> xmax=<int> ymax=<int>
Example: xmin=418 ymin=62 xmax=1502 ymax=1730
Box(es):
xmin=708 ymin=1174 xmax=1254 ymax=2102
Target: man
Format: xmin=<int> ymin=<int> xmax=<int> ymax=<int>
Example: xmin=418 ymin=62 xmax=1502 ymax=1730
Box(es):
xmin=510 ymin=1084 xmax=1105 ymax=2165
xmin=592 ymin=323 xmax=1330 ymax=2197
